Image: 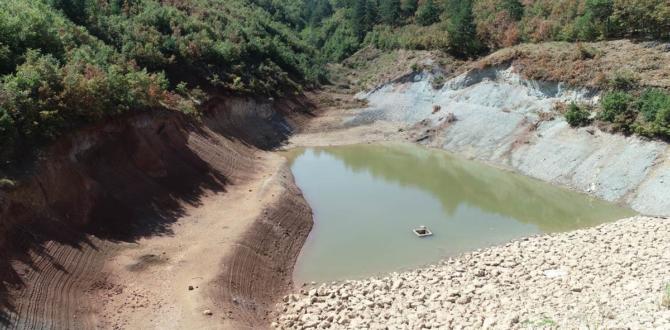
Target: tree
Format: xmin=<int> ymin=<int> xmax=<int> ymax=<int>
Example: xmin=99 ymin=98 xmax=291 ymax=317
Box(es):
xmin=583 ymin=0 xmax=613 ymax=38
xmin=611 ymin=0 xmax=670 ymax=39
xmin=366 ymin=0 xmax=379 ymax=29
xmin=400 ymin=0 xmax=417 ymax=18
xmin=380 ymin=0 xmax=401 ymax=26
xmin=500 ymin=0 xmax=523 ymax=21
xmin=416 ymin=0 xmax=439 ymax=26
xmin=446 ymin=0 xmax=482 ymax=58
xmin=352 ymin=0 xmax=368 ymax=39
xmin=307 ymin=0 xmax=333 ymax=26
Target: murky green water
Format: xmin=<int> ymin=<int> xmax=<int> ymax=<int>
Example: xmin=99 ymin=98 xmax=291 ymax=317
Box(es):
xmin=286 ymin=143 xmax=636 ymax=284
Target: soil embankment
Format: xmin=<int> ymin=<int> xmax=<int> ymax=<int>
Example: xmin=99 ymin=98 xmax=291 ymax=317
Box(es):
xmin=0 ymin=97 xmax=313 ymax=329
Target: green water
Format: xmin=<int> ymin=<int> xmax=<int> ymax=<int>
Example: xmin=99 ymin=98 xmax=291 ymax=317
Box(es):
xmin=286 ymin=143 xmax=636 ymax=284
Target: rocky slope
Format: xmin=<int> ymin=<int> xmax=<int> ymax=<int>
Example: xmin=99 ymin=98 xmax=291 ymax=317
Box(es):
xmin=276 ymin=216 xmax=670 ymax=329
xmin=352 ymin=65 xmax=670 ymax=215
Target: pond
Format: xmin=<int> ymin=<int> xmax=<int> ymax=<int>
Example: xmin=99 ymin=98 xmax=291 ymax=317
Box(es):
xmin=285 ymin=143 xmax=636 ymax=284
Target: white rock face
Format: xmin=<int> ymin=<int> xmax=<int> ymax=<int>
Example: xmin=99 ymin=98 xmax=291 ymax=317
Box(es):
xmin=276 ymin=216 xmax=670 ymax=329
xmin=353 ymin=66 xmax=670 ymax=216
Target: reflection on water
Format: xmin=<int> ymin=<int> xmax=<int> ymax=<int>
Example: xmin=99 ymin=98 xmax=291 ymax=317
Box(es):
xmin=286 ymin=143 xmax=636 ymax=283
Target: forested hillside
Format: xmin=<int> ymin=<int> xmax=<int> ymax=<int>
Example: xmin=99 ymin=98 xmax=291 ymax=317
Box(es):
xmin=0 ymin=0 xmax=324 ymax=164
xmin=306 ymin=0 xmax=669 ymax=61
xmin=1 ymin=0 xmax=669 ymax=167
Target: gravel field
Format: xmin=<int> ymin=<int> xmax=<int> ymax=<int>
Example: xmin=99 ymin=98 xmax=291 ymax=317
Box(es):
xmin=275 ymin=216 xmax=670 ymax=329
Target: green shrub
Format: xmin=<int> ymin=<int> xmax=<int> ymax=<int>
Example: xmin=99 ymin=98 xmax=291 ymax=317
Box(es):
xmin=599 ymin=91 xmax=637 ymax=132
xmin=416 ymin=0 xmax=440 ymax=26
xmin=565 ymin=102 xmax=592 ymax=127
xmin=638 ymin=88 xmax=670 ymax=122
xmin=599 ymin=91 xmax=633 ymax=122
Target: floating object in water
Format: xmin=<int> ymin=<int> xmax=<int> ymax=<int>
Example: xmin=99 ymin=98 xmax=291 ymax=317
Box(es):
xmin=413 ymin=225 xmax=433 ymax=237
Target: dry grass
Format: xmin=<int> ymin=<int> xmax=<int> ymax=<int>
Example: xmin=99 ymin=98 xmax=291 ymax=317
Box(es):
xmin=332 ymin=40 xmax=670 ymax=95
xmin=336 ymin=46 xmax=463 ymax=92
xmin=475 ymin=40 xmax=670 ymax=89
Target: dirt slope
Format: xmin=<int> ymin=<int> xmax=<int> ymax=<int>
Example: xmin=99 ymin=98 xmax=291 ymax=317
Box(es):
xmin=0 ymin=97 xmax=313 ymax=329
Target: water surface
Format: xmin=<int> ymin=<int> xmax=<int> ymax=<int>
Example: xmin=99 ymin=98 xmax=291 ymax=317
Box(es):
xmin=286 ymin=143 xmax=635 ymax=284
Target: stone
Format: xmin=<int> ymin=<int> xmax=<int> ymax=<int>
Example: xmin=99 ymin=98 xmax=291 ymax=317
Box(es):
xmin=273 ymin=217 xmax=670 ymax=329
xmin=543 ymin=269 xmax=567 ymax=278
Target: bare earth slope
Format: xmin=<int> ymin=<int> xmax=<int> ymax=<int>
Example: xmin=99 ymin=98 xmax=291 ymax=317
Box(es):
xmin=0 ymin=97 xmax=312 ymax=329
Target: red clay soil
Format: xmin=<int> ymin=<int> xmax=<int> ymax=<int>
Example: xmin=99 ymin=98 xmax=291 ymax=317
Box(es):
xmin=0 ymin=96 xmax=314 ymax=329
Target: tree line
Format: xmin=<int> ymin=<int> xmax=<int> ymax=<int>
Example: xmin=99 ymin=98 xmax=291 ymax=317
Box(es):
xmin=0 ymin=0 xmax=669 ymax=167
xmin=304 ymin=0 xmax=669 ymax=61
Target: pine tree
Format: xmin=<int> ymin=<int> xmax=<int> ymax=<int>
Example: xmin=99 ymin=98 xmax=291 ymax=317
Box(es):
xmin=446 ymin=0 xmax=482 ymax=58
xmin=380 ymin=0 xmax=401 ymax=26
xmin=585 ymin=0 xmax=613 ymax=37
xmin=400 ymin=0 xmax=417 ymax=18
xmin=352 ymin=0 xmax=368 ymax=40
xmin=500 ymin=0 xmax=523 ymax=21
xmin=366 ymin=0 xmax=379 ymax=30
xmin=308 ymin=0 xmax=333 ymax=26
xmin=416 ymin=0 xmax=439 ymax=26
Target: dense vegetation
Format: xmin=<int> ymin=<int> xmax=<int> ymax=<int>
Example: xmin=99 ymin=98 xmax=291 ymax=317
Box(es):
xmin=305 ymin=0 xmax=669 ymax=61
xmin=599 ymin=87 xmax=670 ymax=139
xmin=0 ymin=0 xmax=325 ymax=164
xmin=565 ymin=74 xmax=670 ymax=140
xmin=1 ymin=0 xmax=669 ymax=166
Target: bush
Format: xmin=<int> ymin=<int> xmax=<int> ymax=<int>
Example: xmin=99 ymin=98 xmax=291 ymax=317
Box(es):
xmin=416 ymin=0 xmax=440 ymax=26
xmin=599 ymin=91 xmax=637 ymax=132
xmin=638 ymin=88 xmax=670 ymax=122
xmin=599 ymin=91 xmax=633 ymax=122
xmin=565 ymin=103 xmax=592 ymax=127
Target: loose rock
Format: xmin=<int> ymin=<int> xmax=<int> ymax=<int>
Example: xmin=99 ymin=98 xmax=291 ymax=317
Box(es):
xmin=275 ymin=217 xmax=670 ymax=329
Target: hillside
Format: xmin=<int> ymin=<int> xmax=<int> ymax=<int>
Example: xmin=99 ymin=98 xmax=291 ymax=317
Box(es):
xmin=2 ymin=0 xmax=669 ymax=172
xmin=1 ymin=2 xmax=670 ymax=328
xmin=0 ymin=0 xmax=323 ymax=166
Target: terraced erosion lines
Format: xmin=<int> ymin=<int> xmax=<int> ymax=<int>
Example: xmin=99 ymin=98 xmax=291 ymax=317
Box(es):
xmin=212 ymin=166 xmax=313 ymax=329
xmin=0 ymin=96 xmax=315 ymax=329
xmin=7 ymin=239 xmax=115 ymax=330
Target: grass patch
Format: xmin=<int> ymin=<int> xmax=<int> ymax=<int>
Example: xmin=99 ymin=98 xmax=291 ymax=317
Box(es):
xmin=522 ymin=315 xmax=557 ymax=328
